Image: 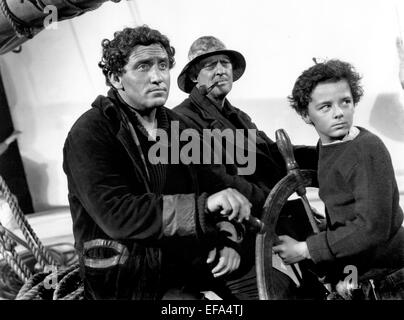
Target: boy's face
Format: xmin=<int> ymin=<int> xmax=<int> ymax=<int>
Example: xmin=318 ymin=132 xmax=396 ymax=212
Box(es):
xmin=303 ymin=79 xmax=355 ymax=144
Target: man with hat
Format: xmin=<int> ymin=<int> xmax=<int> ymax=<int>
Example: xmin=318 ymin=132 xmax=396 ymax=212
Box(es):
xmin=174 ymin=36 xmax=321 ymax=299
xmin=174 ymin=36 xmax=317 ymax=190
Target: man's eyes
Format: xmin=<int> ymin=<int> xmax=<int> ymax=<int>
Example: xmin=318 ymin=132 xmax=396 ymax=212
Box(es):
xmin=159 ymin=62 xmax=168 ymax=70
xmin=203 ymin=62 xmax=216 ymax=70
xmin=135 ymin=61 xmax=168 ymax=71
xmin=203 ymin=60 xmax=231 ymax=69
xmin=136 ymin=64 xmax=150 ymax=71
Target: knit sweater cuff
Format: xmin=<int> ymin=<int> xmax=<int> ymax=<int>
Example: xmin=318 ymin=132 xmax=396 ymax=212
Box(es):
xmin=306 ymin=232 xmax=336 ymax=264
xmin=196 ymin=192 xmax=217 ymax=240
xmin=162 ymin=194 xmax=197 ymax=237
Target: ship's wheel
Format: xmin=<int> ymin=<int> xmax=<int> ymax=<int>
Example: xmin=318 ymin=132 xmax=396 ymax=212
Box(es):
xmin=256 ymin=169 xmax=319 ymax=299
xmin=255 ymin=129 xmax=328 ymax=300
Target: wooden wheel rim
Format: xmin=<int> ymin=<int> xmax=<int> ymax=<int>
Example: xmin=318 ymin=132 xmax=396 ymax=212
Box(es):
xmin=256 ymin=169 xmax=317 ymax=300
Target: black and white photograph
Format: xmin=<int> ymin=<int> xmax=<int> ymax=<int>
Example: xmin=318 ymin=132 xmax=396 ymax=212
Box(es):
xmin=0 ymin=0 xmax=403 ymax=309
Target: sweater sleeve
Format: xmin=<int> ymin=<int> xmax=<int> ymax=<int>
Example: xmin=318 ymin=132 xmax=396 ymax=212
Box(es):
xmin=162 ymin=192 xmax=217 ymax=239
xmin=307 ymin=138 xmax=397 ymax=264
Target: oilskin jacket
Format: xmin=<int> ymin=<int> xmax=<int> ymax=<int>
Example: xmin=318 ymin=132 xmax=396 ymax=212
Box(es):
xmin=174 ymin=86 xmax=318 ymax=203
xmin=63 ymin=90 xmax=221 ymax=300
xmin=174 ymin=87 xmax=319 ymax=274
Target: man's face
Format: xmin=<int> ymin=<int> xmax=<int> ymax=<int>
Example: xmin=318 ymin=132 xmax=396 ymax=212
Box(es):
xmin=195 ymin=54 xmax=233 ymax=100
xmin=303 ymin=80 xmax=355 ymax=144
xmin=116 ymin=43 xmax=170 ymax=111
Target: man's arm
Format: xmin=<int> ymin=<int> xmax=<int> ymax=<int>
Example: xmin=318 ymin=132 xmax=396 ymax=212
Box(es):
xmin=196 ymin=163 xmax=268 ymax=216
xmin=64 ymin=124 xmax=165 ymax=240
xmin=63 ymin=119 xmax=250 ymax=242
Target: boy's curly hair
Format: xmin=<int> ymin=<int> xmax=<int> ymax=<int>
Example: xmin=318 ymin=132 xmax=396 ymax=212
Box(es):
xmin=288 ymin=59 xmax=364 ymax=116
xmin=98 ymin=25 xmax=175 ymax=86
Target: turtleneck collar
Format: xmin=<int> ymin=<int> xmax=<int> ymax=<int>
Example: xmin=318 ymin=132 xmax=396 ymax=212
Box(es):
xmin=107 ymin=89 xmax=169 ymax=140
xmin=321 ymin=126 xmax=360 ymax=146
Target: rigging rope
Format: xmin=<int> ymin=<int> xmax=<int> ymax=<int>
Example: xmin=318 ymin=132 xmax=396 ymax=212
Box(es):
xmin=16 ymin=263 xmax=83 ymax=300
xmin=0 ymin=174 xmax=82 ymax=299
xmin=0 ymin=228 xmax=31 ymax=282
xmin=0 ymin=0 xmax=34 ymax=38
xmin=0 ymin=175 xmax=58 ymax=268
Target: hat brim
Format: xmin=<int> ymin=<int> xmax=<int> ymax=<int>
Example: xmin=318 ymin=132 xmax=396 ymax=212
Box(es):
xmin=177 ymin=49 xmax=246 ymax=93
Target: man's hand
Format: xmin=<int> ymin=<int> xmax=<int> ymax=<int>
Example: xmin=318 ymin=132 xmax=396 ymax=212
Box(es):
xmin=396 ymin=37 xmax=404 ymax=88
xmin=273 ymin=235 xmax=311 ymax=265
xmin=206 ymin=246 xmax=240 ymax=278
xmin=206 ymin=188 xmax=251 ymax=223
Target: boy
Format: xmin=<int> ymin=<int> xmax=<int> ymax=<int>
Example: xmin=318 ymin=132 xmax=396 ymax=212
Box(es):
xmin=273 ymin=59 xmax=404 ymax=299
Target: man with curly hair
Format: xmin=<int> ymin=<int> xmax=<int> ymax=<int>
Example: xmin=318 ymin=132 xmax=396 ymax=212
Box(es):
xmin=274 ymin=59 xmax=404 ymax=299
xmin=63 ymin=25 xmax=256 ymax=300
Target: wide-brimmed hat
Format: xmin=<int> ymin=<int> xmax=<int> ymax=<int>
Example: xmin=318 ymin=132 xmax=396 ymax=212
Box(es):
xmin=177 ymin=36 xmax=246 ymax=93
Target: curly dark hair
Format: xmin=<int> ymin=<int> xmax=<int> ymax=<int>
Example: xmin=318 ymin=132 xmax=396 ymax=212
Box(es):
xmin=98 ymin=25 xmax=175 ymax=86
xmin=288 ymin=59 xmax=364 ymax=116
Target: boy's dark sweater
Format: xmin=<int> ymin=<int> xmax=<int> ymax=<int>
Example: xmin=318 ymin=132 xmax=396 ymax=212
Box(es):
xmin=306 ymin=127 xmax=404 ymax=280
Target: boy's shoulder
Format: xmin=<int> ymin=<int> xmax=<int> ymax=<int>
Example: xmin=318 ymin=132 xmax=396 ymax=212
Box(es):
xmin=346 ymin=127 xmax=393 ymax=166
xmin=355 ymin=127 xmax=388 ymax=152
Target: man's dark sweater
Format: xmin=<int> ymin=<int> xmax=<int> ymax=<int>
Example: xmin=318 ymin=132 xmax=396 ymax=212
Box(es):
xmin=306 ymin=127 xmax=404 ymax=280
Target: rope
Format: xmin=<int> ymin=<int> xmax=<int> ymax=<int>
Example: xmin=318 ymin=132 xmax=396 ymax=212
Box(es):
xmin=0 ymin=175 xmax=58 ymax=268
xmin=16 ymin=263 xmax=83 ymax=300
xmin=3 ymin=197 xmax=48 ymax=269
xmin=15 ymin=270 xmax=49 ymax=300
xmin=0 ymin=259 xmax=24 ymax=299
xmin=0 ymin=0 xmax=34 ymax=38
xmin=33 ymin=0 xmax=48 ymax=11
xmin=53 ymin=265 xmax=81 ymax=299
xmin=0 ymin=223 xmax=30 ymax=251
xmin=0 ymin=175 xmax=83 ymax=300
xmin=0 ymin=223 xmax=17 ymax=251
xmin=0 ymin=241 xmax=30 ymax=283
xmin=0 ymin=223 xmax=32 ymax=282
